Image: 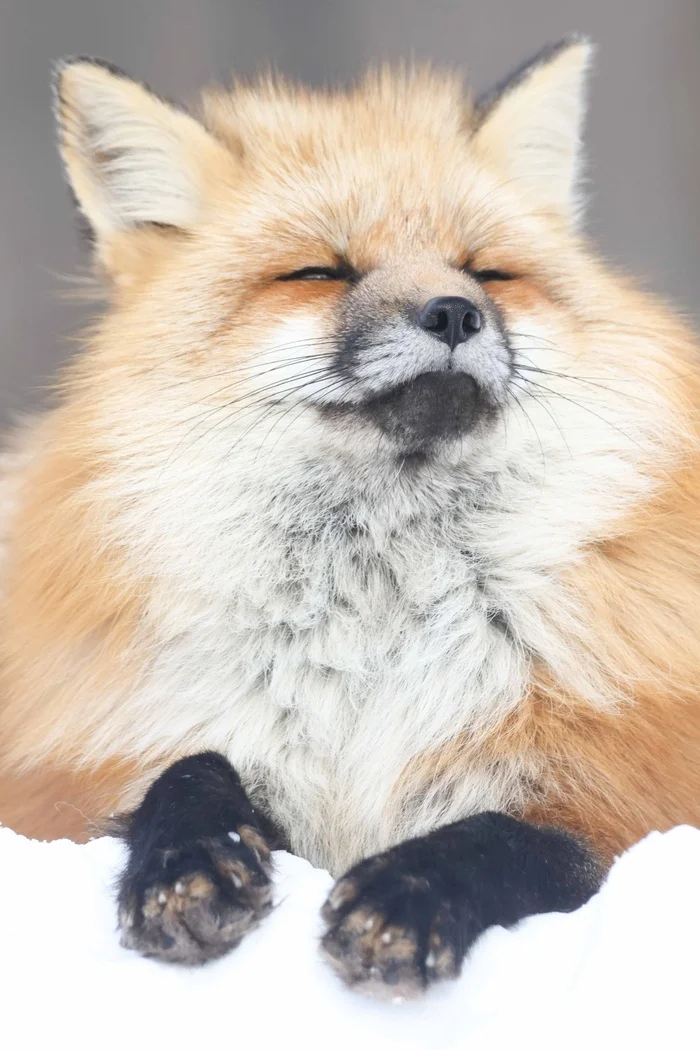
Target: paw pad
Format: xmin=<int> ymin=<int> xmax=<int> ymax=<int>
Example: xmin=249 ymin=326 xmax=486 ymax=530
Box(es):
xmin=320 ymin=869 xmax=460 ymax=999
xmin=118 ymin=831 xmax=273 ymax=965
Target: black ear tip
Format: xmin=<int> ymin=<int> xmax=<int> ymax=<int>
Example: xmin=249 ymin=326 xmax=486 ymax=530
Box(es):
xmin=559 ymin=34 xmax=596 ymax=61
xmin=51 ymin=55 xmax=130 ymax=97
xmin=51 ymin=56 xmax=132 ymax=126
xmin=51 ymin=57 xmax=70 ymax=96
xmin=53 ymin=54 xmax=130 ymax=78
xmin=557 ymin=33 xmax=594 ymax=49
xmin=51 ymin=58 xmax=73 ymax=119
xmin=544 ymin=35 xmax=596 ymax=72
xmin=523 ymin=35 xmax=595 ymax=71
xmin=474 ymin=35 xmax=594 ymax=119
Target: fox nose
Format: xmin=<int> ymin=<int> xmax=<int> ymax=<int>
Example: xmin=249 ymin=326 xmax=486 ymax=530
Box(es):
xmin=416 ymin=296 xmax=483 ymax=350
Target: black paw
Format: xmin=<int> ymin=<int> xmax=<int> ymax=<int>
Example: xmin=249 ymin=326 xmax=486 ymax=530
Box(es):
xmin=118 ymin=825 xmax=273 ymax=964
xmin=319 ymin=814 xmax=604 ymax=1000
xmin=320 ymin=853 xmax=460 ymax=1001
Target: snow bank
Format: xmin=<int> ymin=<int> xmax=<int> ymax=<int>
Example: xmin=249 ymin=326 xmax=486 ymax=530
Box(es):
xmin=0 ymin=825 xmax=697 ymax=1049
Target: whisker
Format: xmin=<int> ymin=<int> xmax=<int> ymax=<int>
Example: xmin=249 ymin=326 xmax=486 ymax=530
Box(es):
xmin=504 ymin=386 xmax=546 ymax=481
xmin=176 ymin=363 xmax=336 ymax=416
xmin=256 ymin=376 xmax=367 ymax=469
xmin=512 ymin=373 xmax=687 ymax=495
xmin=509 ymin=376 xmax=572 ymax=458
xmin=140 ymin=335 xmax=338 ymax=378
xmin=513 ymin=361 xmax=660 ymax=408
xmin=217 ymin=373 xmax=358 ymax=470
xmin=506 ymin=330 xmax=559 ymax=349
xmin=513 ymin=374 xmax=650 ymax=456
xmin=158 ymin=367 xmax=337 ymax=475
xmin=169 ymin=351 xmax=338 ymax=389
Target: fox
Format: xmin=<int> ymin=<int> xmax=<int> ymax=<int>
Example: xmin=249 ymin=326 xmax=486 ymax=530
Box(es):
xmin=1 ymin=36 xmax=700 ymax=999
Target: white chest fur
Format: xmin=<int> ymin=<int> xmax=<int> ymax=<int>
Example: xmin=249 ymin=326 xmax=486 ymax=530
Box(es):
xmin=114 ymin=446 xmax=568 ymax=874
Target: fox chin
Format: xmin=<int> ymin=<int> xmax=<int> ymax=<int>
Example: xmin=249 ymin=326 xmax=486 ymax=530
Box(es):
xmin=1 ymin=38 xmax=699 ymax=996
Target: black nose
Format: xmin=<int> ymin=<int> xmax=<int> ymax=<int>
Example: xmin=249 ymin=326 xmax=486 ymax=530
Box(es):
xmin=416 ymin=296 xmax=483 ymax=350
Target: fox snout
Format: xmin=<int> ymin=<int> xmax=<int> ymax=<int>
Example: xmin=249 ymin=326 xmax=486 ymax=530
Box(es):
xmin=322 ymin=269 xmax=512 ymax=454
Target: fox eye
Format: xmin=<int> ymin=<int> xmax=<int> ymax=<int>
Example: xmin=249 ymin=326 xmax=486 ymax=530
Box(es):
xmin=469 ymin=268 xmax=516 ymax=283
xmin=277 ymin=265 xmax=354 ymax=282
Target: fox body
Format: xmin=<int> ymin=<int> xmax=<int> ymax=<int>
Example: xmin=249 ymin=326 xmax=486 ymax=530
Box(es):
xmin=1 ymin=40 xmax=700 ymax=902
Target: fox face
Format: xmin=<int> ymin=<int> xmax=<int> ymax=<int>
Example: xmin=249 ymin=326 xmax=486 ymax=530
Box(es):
xmin=54 ymin=39 xmax=673 ymax=484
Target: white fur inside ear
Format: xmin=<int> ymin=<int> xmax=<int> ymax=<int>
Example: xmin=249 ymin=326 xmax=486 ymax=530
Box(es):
xmin=473 ymin=41 xmax=593 ymax=224
xmin=55 ymin=60 xmax=217 ymax=237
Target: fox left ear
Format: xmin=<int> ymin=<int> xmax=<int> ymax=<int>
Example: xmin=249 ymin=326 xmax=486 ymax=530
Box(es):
xmin=52 ymin=57 xmax=238 ymax=279
xmin=472 ymin=37 xmax=593 ymax=226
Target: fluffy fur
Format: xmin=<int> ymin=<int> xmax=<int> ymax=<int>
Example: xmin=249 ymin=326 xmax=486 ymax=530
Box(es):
xmin=1 ymin=41 xmax=699 ymax=874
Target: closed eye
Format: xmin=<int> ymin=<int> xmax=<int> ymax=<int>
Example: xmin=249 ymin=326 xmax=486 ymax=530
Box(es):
xmin=277 ymin=264 xmax=356 ymax=282
xmin=469 ymin=268 xmax=516 ymax=283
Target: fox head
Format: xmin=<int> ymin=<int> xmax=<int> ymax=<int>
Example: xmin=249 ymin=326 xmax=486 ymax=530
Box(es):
xmin=51 ymin=40 xmax=689 ymax=539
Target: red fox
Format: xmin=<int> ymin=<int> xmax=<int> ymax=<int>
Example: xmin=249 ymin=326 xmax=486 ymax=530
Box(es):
xmin=1 ymin=38 xmax=699 ymax=997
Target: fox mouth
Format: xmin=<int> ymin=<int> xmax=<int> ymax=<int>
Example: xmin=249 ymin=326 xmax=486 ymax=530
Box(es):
xmin=355 ymin=371 xmax=485 ymax=454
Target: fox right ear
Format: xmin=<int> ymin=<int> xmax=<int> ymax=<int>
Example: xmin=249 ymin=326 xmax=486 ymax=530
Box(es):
xmin=472 ymin=38 xmax=593 ymax=227
xmin=53 ymin=58 xmax=236 ymax=274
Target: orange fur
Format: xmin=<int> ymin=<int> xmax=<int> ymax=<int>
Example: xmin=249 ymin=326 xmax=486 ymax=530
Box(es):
xmin=2 ymin=50 xmax=700 ymax=861
xmin=0 ymin=413 xmax=146 ymax=769
xmin=0 ymin=758 xmax=144 ymax=842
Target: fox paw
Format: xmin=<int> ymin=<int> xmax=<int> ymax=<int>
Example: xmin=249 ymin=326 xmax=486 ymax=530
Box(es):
xmin=320 ymin=853 xmax=460 ymax=1000
xmin=118 ymin=825 xmax=272 ymax=964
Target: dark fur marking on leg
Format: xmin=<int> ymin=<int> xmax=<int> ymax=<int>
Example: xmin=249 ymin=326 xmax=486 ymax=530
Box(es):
xmin=115 ymin=752 xmax=274 ymax=964
xmin=321 ymin=812 xmax=604 ymax=999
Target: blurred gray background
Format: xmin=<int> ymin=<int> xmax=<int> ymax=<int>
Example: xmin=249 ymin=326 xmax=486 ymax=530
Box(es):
xmin=1 ymin=0 xmax=698 ymax=428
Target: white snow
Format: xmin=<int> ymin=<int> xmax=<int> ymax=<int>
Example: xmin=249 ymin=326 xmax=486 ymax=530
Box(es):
xmin=0 ymin=825 xmax=698 ymax=1049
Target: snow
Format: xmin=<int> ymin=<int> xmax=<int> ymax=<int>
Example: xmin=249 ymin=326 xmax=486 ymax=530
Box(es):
xmin=0 ymin=825 xmax=698 ymax=1049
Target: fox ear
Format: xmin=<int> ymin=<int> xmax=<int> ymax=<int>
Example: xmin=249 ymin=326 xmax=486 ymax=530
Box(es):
xmin=472 ymin=38 xmax=593 ymax=226
xmin=53 ymin=58 xmax=235 ymax=273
